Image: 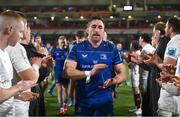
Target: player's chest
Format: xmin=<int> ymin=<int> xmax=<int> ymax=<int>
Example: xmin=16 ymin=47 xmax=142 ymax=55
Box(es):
xmin=77 ymin=51 xmax=113 ymax=65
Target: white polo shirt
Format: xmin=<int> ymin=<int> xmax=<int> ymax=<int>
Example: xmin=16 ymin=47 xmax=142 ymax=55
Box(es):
xmin=141 ymin=43 xmax=155 ymax=54
xmin=140 ymin=43 xmax=155 ymax=80
xmin=158 ymin=34 xmax=180 ymax=113
xmin=131 ymin=50 xmax=141 ymax=87
xmin=6 ymin=43 xmax=32 ymax=117
xmin=0 ymin=49 xmax=14 ymax=116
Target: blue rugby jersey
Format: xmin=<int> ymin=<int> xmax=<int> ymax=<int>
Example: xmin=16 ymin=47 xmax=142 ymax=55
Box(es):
xmin=67 ymin=40 xmax=123 ymax=106
xmin=118 ymin=49 xmax=125 ymax=62
xmin=52 ymin=48 xmax=68 ymax=71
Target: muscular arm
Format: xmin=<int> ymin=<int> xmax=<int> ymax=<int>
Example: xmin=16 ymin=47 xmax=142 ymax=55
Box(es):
xmin=112 ymin=63 xmax=126 ymax=84
xmin=0 ymin=80 xmax=36 ymax=103
xmin=18 ymin=68 xmax=39 ymax=82
xmin=7 ymin=45 xmax=41 ymax=83
xmin=63 ymin=60 xmax=86 ymax=80
xmin=17 ymin=57 xmax=42 ymax=83
xmin=0 ymin=86 xmax=19 ymax=104
xmin=63 ymin=60 xmax=107 ymax=80
xmin=101 ymin=63 xmax=126 ymax=88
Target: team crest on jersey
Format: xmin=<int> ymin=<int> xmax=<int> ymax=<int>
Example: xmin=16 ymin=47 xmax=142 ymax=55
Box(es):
xmin=167 ymin=47 xmax=176 ymax=57
xmin=93 ymin=60 xmax=98 ymax=64
xmin=82 ymin=54 xmax=88 ymax=58
xmin=100 ymin=54 xmax=107 ymax=60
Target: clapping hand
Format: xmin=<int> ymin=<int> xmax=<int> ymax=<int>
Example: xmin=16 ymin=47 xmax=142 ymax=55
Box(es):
xmin=100 ymin=79 xmax=115 ymax=89
xmin=90 ymin=64 xmax=107 ymax=76
xmin=17 ymin=92 xmax=39 ymax=101
xmin=16 ymin=80 xmax=39 ymax=101
xmin=159 ymin=64 xmax=175 ymax=82
xmin=17 ymin=80 xmax=37 ymax=92
xmin=161 ymin=64 xmax=176 ymax=75
xmin=41 ymin=56 xmax=54 ymax=68
xmin=143 ymin=54 xmax=162 ymax=65
xmin=173 ymin=76 xmax=180 ymax=90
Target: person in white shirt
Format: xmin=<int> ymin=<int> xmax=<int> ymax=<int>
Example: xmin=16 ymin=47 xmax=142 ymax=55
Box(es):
xmin=0 ymin=10 xmax=36 ymax=117
xmin=144 ymin=17 xmax=180 ymax=116
xmin=138 ymin=34 xmax=155 ymax=93
xmin=128 ymin=40 xmax=142 ymax=115
xmin=6 ymin=11 xmax=42 ymax=117
xmin=138 ymin=33 xmax=155 ymax=115
xmin=157 ymin=17 xmax=180 ymax=117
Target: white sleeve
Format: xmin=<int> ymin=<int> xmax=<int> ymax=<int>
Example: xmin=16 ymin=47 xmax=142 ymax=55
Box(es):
xmin=146 ymin=45 xmax=155 ymax=54
xmin=164 ymin=41 xmax=180 ymax=60
xmin=7 ymin=44 xmax=31 ymax=73
xmin=142 ymin=44 xmax=155 ymax=54
xmin=162 ymin=83 xmax=180 ymax=96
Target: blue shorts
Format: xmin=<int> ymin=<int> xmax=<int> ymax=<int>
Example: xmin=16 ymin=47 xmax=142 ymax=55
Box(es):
xmin=75 ymin=100 xmax=113 ymax=116
xmin=55 ymin=71 xmax=69 ymax=85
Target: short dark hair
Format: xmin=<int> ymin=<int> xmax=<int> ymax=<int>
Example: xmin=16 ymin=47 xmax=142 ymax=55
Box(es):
xmin=131 ymin=40 xmax=140 ymax=50
xmin=167 ymin=17 xmax=180 ymax=33
xmin=154 ymin=22 xmax=165 ymax=35
xmin=76 ymin=30 xmax=85 ymax=38
xmin=140 ymin=33 xmax=151 ymax=43
xmin=87 ymin=16 xmax=104 ymax=27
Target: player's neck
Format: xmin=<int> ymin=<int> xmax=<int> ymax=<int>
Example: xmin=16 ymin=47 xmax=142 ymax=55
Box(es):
xmin=88 ymin=38 xmax=102 ymax=48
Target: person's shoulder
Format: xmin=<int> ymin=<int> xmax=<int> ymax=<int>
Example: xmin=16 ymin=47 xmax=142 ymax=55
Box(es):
xmin=53 ymin=48 xmax=60 ymax=52
xmin=73 ymin=40 xmax=87 ymax=48
xmin=6 ymin=43 xmax=20 ymax=50
xmin=104 ymin=40 xmax=116 ymax=49
xmin=0 ymin=49 xmax=9 ymax=59
xmin=170 ymin=35 xmax=180 ymax=42
xmin=6 ymin=43 xmax=23 ymax=54
xmin=174 ymin=34 xmax=180 ymax=38
xmin=77 ymin=40 xmax=87 ymax=45
xmin=5 ymin=45 xmax=13 ymax=52
xmin=14 ymin=43 xmax=25 ymax=50
xmin=167 ymin=36 xmax=180 ymax=46
xmin=106 ymin=40 xmax=114 ymax=44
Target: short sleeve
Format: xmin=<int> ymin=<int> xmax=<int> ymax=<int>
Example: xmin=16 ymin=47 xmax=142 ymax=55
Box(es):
xmin=6 ymin=44 xmax=31 ymax=73
xmin=113 ymin=47 xmax=123 ymax=65
xmin=164 ymin=43 xmax=180 ymax=60
xmin=67 ymin=44 xmax=78 ymax=62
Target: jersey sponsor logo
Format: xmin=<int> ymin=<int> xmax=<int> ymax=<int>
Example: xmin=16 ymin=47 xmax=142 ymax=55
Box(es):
xmin=82 ymin=54 xmax=88 ymax=58
xmin=82 ymin=64 xmax=93 ymax=69
xmin=167 ymin=47 xmax=176 ymax=57
xmin=100 ymin=54 xmax=107 ymax=60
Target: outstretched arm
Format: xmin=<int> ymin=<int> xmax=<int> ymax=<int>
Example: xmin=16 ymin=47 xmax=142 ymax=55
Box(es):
xmin=0 ymin=80 xmax=36 ymax=103
xmin=63 ymin=60 xmax=107 ymax=80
